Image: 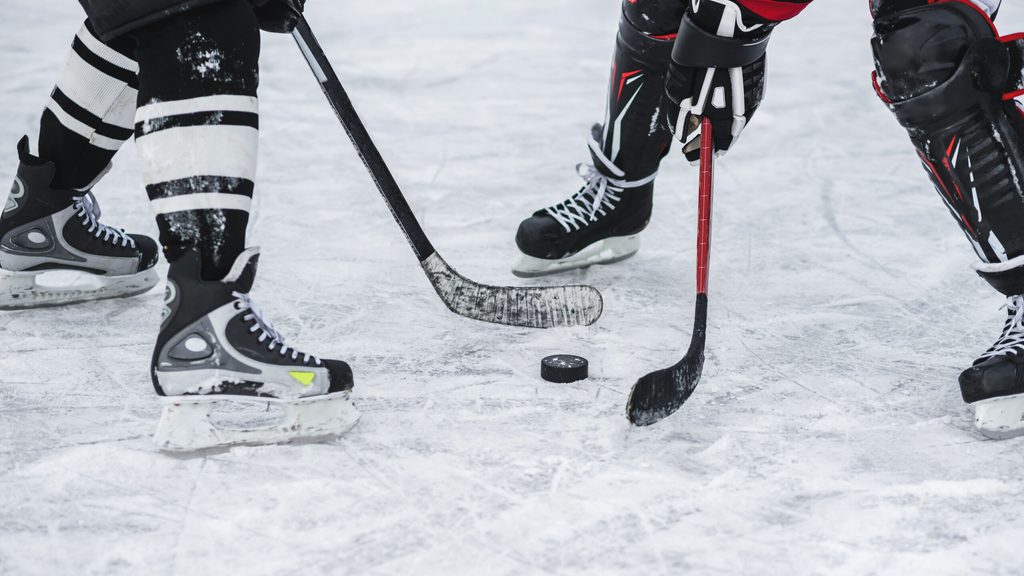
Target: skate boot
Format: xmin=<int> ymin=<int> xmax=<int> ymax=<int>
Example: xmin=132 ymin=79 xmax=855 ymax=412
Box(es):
xmin=0 ymin=137 xmax=159 ymax=309
xmin=512 ymin=125 xmax=656 ymax=278
xmin=152 ymin=246 xmax=358 ymax=451
xmin=959 ymin=260 xmax=1024 ymax=439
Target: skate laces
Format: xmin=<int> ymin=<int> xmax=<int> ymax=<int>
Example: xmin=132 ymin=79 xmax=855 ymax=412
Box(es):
xmin=980 ymin=295 xmax=1024 ymax=360
xmin=544 ymin=136 xmax=657 ymax=234
xmin=232 ymin=291 xmax=322 ymax=365
xmin=73 ymin=192 xmax=136 ymax=248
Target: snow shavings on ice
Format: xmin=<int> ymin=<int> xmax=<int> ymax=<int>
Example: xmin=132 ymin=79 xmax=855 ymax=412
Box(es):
xmin=2 ymin=1 xmax=1024 ymax=575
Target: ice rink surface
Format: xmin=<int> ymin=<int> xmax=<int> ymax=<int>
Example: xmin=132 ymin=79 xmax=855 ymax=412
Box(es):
xmin=3 ymin=1 xmax=1024 ymax=574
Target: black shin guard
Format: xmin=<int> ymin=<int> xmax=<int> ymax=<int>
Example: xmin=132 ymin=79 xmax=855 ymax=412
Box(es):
xmin=600 ymin=0 xmax=681 ymax=179
xmin=872 ymin=1 xmax=1024 ymax=279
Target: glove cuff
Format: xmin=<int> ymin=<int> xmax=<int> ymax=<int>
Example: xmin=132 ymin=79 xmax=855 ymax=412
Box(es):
xmin=671 ymin=11 xmax=771 ymax=68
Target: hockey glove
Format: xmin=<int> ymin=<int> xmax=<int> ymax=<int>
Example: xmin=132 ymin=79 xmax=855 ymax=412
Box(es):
xmin=253 ymin=0 xmax=305 ymax=33
xmin=664 ymin=0 xmax=774 ymax=161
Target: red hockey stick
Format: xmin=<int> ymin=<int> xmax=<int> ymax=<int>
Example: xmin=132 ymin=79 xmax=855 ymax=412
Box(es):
xmin=627 ymin=117 xmax=714 ymax=426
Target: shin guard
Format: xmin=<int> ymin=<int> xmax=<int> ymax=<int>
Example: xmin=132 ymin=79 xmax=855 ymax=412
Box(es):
xmin=872 ymin=1 xmax=1024 ymax=273
xmin=600 ymin=0 xmax=682 ymax=179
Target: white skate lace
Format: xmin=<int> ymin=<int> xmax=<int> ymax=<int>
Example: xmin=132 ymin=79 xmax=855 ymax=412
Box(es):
xmin=73 ymin=192 xmax=136 ymax=248
xmin=979 ymin=295 xmax=1024 ymax=360
xmin=545 ymin=137 xmax=657 ymax=234
xmin=232 ymin=291 xmax=322 ymax=365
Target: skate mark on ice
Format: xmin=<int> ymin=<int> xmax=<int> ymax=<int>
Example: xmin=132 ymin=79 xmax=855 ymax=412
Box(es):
xmin=739 ymin=341 xmax=843 ymax=408
xmin=813 ymin=149 xmax=898 ymax=278
xmin=170 ymin=457 xmax=207 ymax=576
xmin=430 ymin=150 xmax=448 ymax=186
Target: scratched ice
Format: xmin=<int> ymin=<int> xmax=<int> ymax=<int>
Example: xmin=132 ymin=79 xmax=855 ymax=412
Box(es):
xmin=2 ymin=2 xmax=1023 ymax=575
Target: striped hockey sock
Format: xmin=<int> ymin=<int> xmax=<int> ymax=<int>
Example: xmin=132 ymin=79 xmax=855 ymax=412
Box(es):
xmin=131 ymin=1 xmax=261 ymax=279
xmin=38 ymin=22 xmax=137 ymax=191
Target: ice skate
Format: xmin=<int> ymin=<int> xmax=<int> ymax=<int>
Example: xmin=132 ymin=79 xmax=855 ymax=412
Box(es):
xmin=512 ymin=125 xmax=655 ymax=278
xmin=960 ymin=293 xmax=1024 ymax=440
xmin=0 ymin=138 xmax=159 ymax=310
xmin=152 ymin=246 xmax=359 ymax=451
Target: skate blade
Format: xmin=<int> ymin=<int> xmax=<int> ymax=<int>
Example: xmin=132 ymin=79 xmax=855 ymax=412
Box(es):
xmin=511 ymin=235 xmax=640 ymax=278
xmin=0 ymin=267 xmax=159 ymax=310
xmin=972 ymin=393 xmax=1024 ymax=440
xmin=153 ymin=391 xmax=360 ymax=452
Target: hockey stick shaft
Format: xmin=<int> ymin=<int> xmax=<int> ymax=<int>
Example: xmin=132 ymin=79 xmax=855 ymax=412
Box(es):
xmin=696 ymin=117 xmax=714 ymax=295
xmin=292 ymin=18 xmax=604 ymax=328
xmin=292 ymin=19 xmax=434 ymax=260
xmin=625 ymin=118 xmax=714 ymax=425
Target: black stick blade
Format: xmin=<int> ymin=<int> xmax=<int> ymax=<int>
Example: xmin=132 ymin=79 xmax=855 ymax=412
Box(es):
xmin=422 ymin=252 xmax=604 ymax=328
xmin=626 ymin=294 xmax=707 ymax=426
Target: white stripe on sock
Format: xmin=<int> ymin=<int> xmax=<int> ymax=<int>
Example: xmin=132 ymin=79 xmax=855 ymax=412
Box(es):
xmin=56 ymin=50 xmax=138 ymax=129
xmin=136 ymin=125 xmax=259 ymax=185
xmin=135 ymin=95 xmax=259 ymax=123
xmin=44 ymin=98 xmax=123 ymax=151
xmin=105 ymin=84 xmax=138 ymax=131
xmin=76 ymin=24 xmax=139 ymax=73
xmin=150 ymin=193 xmax=252 ymax=215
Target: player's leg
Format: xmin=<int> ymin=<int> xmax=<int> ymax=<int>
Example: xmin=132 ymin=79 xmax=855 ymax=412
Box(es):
xmin=512 ymin=0 xmax=681 ymax=277
xmin=871 ymin=0 xmax=1024 ymax=438
xmin=0 ymin=22 xmax=159 ymax=309
xmin=129 ymin=0 xmax=357 ymax=450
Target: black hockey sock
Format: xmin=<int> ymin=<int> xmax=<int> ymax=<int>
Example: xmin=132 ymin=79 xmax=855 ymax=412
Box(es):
xmin=36 ymin=21 xmax=137 ymax=192
xmin=130 ymin=0 xmax=261 ymax=281
xmin=599 ymin=0 xmax=681 ymax=179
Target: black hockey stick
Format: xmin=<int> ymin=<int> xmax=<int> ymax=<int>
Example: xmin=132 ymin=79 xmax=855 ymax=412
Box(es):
xmin=626 ymin=118 xmax=714 ymax=425
xmin=291 ymin=19 xmax=603 ymax=328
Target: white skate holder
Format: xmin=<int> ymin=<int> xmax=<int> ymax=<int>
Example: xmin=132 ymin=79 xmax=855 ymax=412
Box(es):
xmin=0 ymin=267 xmax=159 ymax=310
xmin=973 ymin=394 xmax=1024 ymax=440
xmin=154 ymin=392 xmax=360 ymax=451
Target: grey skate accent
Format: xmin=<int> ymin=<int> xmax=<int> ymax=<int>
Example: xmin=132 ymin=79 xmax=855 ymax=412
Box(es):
xmin=157 ymin=313 xmax=262 ymax=376
xmin=0 ymin=204 xmax=140 ymax=275
xmin=156 ymin=302 xmax=331 ymax=398
xmin=168 ymin=331 xmax=216 ymax=361
xmin=422 ymin=252 xmax=604 ymax=328
xmin=10 ymin=228 xmax=53 ymax=251
xmin=161 ymin=281 xmax=179 ymax=326
xmin=3 ymin=176 xmax=25 ymax=215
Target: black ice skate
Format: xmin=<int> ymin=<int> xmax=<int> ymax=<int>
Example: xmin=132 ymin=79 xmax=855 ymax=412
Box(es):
xmin=959 ymin=260 xmax=1024 ymax=439
xmin=0 ymin=137 xmax=159 ymax=309
xmin=512 ymin=125 xmax=656 ymax=278
xmin=960 ymin=300 xmax=1024 ymax=439
xmin=152 ymin=246 xmax=358 ymax=451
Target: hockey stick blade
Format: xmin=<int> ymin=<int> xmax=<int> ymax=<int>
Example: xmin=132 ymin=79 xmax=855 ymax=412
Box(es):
xmin=626 ymin=118 xmax=715 ymax=425
xmin=627 ymin=294 xmax=706 ymax=425
xmin=424 ymin=253 xmax=603 ymax=328
xmin=293 ymin=19 xmax=603 ymax=328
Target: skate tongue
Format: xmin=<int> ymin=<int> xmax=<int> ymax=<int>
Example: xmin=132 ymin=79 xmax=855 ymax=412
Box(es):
xmin=221 ymin=247 xmax=261 ymax=291
xmin=16 ymin=136 xmax=37 ymax=165
xmin=13 ymin=137 xmax=73 ymax=202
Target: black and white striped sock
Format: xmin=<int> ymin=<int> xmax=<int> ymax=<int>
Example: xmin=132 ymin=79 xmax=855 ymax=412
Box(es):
xmin=129 ymin=0 xmax=261 ymax=279
xmin=38 ymin=21 xmax=137 ymax=190
xmin=135 ymin=94 xmax=259 ymax=278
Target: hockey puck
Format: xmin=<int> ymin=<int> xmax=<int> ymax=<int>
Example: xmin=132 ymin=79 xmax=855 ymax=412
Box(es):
xmin=541 ymin=355 xmax=589 ymax=383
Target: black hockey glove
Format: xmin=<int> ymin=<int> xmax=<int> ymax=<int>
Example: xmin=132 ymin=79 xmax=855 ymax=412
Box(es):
xmin=664 ymin=1 xmax=774 ymax=162
xmin=252 ymin=0 xmax=305 ymax=33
